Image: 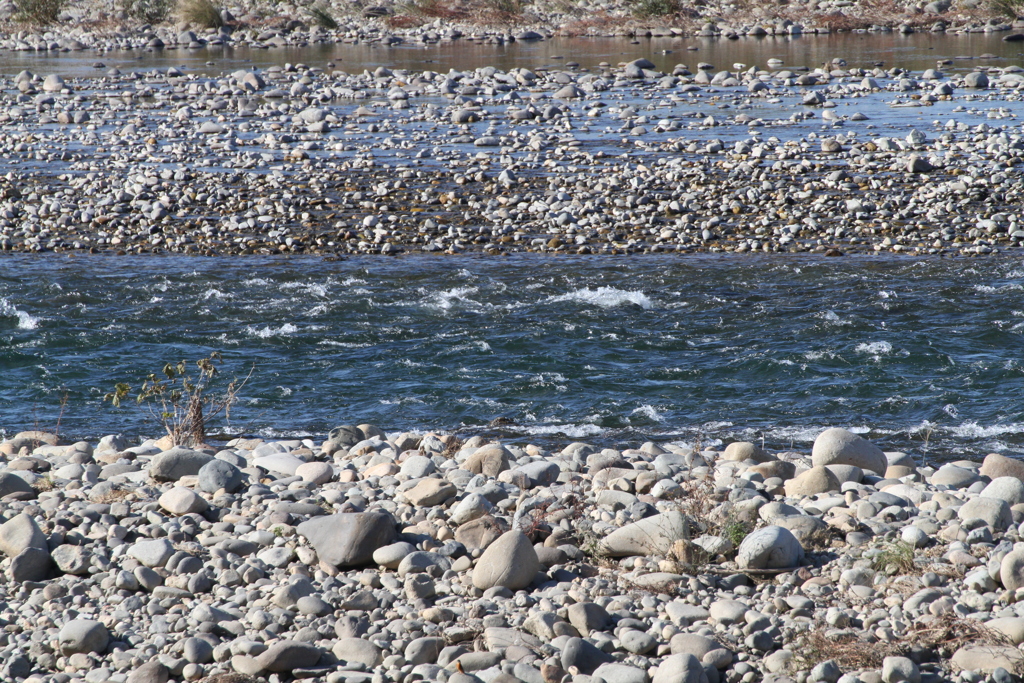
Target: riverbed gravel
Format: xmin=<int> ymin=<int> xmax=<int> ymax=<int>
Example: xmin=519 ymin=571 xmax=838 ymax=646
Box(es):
xmin=1 ymin=54 xmax=1024 ymax=257
xmin=1 ymin=425 xmax=1024 ymax=683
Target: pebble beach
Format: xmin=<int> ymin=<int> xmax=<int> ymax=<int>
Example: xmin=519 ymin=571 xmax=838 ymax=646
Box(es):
xmin=0 ymin=425 xmax=1023 ymax=683
xmin=1 ymin=25 xmax=1024 ymax=256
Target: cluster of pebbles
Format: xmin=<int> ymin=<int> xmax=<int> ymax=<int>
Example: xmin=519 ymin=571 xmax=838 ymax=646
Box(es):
xmin=2 ymin=54 xmax=1024 ymax=257
xmin=2 ymin=424 xmax=1024 ymax=683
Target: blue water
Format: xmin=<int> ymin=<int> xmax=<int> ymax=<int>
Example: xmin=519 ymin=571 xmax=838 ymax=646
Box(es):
xmin=1 ymin=254 xmax=1022 ymax=462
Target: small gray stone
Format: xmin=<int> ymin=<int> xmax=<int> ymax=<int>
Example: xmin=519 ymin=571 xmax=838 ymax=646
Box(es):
xmin=128 ymin=538 xmax=175 ymax=568
xmin=198 ymin=458 xmax=244 ymax=493
xmin=882 ymin=656 xmax=920 ymax=683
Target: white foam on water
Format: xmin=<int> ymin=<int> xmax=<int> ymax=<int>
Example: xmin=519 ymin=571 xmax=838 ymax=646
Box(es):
xmin=341 ymin=277 xmax=368 ymax=286
xmin=855 ymin=341 xmax=893 ymax=355
xmin=631 ymin=404 xmax=664 ymax=421
xmin=242 ymin=277 xmax=271 ymax=287
xmin=277 ymin=386 xmax=293 ymax=396
xmin=521 ymin=423 xmax=606 ymax=438
xmin=0 ymin=298 xmax=40 ymax=329
xmin=421 ymin=286 xmax=482 ymax=311
xmin=246 ymin=323 xmax=299 ymax=338
xmin=380 ymin=397 xmax=426 ymax=405
xmin=947 ymin=421 xmax=1024 ymax=439
xmin=282 ymin=282 xmax=328 ymax=297
xmin=975 ymin=283 xmax=1023 ymax=293
xmin=817 ymin=310 xmax=853 ymax=326
xmin=203 ymin=288 xmax=229 ymax=300
xmin=547 ymin=287 xmax=654 ymax=310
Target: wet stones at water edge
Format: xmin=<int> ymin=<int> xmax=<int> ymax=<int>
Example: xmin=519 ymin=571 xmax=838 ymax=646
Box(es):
xmin=0 ymin=424 xmax=1023 ymax=682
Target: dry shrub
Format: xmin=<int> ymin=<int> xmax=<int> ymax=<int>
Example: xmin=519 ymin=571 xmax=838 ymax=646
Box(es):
xmin=797 ymin=615 xmax=1021 ymax=673
xmin=14 ymin=0 xmax=66 ymax=24
xmin=178 ymin=0 xmax=223 ymax=28
xmin=796 ymin=629 xmax=902 ymax=670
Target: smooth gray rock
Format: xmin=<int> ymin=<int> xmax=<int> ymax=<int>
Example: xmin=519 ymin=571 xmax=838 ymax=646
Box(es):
xmin=149 ymin=448 xmax=213 ymax=481
xmin=297 ymin=511 xmax=397 ymax=568
xmin=811 ymin=428 xmax=887 ymax=474
xmin=255 ymin=640 xmax=321 ymax=672
xmin=653 ymin=654 xmax=709 ymax=683
xmin=737 ymin=525 xmax=804 ymax=569
xmin=0 ymin=513 xmax=47 ymax=557
xmin=10 ymin=547 xmax=52 ymax=581
xmin=125 ymin=659 xmax=170 ymax=683
xmin=980 ymin=477 xmax=1024 ymax=506
xmin=198 ymin=458 xmax=244 ymax=493
xmin=0 ymin=472 xmax=34 ymax=498
xmin=599 ymin=511 xmax=688 ymax=556
xmin=52 ymin=544 xmax=90 ymax=575
xmin=958 ymin=496 xmax=1011 ymax=530
xmin=333 ymin=637 xmax=383 ymax=667
xmin=567 ymin=602 xmax=610 ymax=636
xmin=561 ymin=636 xmax=613 ymax=674
xmin=128 ymin=538 xmax=176 ymax=568
xmin=59 ymin=619 xmax=109 ymax=655
xmin=472 ymin=530 xmax=539 ymax=590
xmin=372 ymin=541 xmax=417 ymax=569
xmin=882 ymin=656 xmax=920 ymax=683
xmin=406 ymin=636 xmax=445 ymax=665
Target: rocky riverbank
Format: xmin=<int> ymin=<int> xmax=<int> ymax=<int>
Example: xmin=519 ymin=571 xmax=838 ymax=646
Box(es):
xmin=1 ymin=425 xmax=1024 ymax=683
xmin=2 ymin=53 xmax=1024 ymax=257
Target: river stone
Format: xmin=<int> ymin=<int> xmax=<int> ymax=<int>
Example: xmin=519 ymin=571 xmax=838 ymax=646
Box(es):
xmin=964 ymin=71 xmax=989 ymax=88
xmin=297 ymin=511 xmax=397 ymax=567
xmin=951 ymin=645 xmax=1023 ymax=673
xmin=255 ymin=640 xmax=321 ymax=672
xmin=333 ymin=637 xmax=383 ymax=667
xmin=10 ymin=547 xmax=52 ymax=581
xmin=737 ymin=525 xmax=804 ymax=569
xmin=405 ymin=478 xmax=457 ymax=506
xmin=986 ymin=617 xmax=1024 ymax=645
xmin=128 ymin=538 xmax=175 ymax=567
xmin=567 ymin=602 xmax=610 ymax=636
xmin=52 ymin=544 xmax=90 ymax=574
xmin=561 ymin=637 xmax=614 ymax=674
xmin=1000 ymin=549 xmax=1024 ymax=590
xmin=981 ymin=477 xmax=1024 ymax=506
xmin=373 ymin=541 xmax=417 ymax=569
xmin=600 ymin=511 xmax=688 ymax=556
xmin=0 ymin=513 xmax=47 ymax=557
xmin=0 ymin=472 xmax=34 ymax=498
xmin=149 ymin=448 xmax=213 ymax=481
xmin=708 ymin=600 xmax=748 ymax=625
xmin=653 ymin=654 xmax=709 ymax=683
xmin=126 ymin=660 xmax=170 ymax=683
xmin=958 ymin=496 xmax=1011 ymax=530
xmin=254 ymin=453 xmax=305 ymax=476
xmin=159 ymin=486 xmax=208 ymax=515
xmin=882 ymin=656 xmax=920 ymax=683
xmin=594 ymin=663 xmax=650 ymax=683
xmin=930 ymin=465 xmax=980 ymax=488
xmin=784 ymin=467 xmax=839 ymax=496
xmin=463 ymin=446 xmax=510 ymax=477
xmin=811 ymin=428 xmax=887 ymax=474
xmin=670 ymin=634 xmax=722 ymax=659
xmin=456 ymin=515 xmax=506 ymax=551
xmin=198 ymin=458 xmax=244 ymax=493
xmin=980 ymin=453 xmax=1024 ymax=482
xmin=472 ymin=530 xmax=539 ymax=590
xmin=59 ymin=619 xmax=108 ymax=655
xmin=722 ymin=442 xmax=771 ymax=463
xmin=450 ymin=492 xmax=493 ymax=525
xmin=405 ymin=636 xmax=444 ymax=664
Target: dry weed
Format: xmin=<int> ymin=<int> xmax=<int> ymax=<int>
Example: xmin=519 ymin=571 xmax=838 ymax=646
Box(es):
xmin=795 ymin=629 xmax=902 ymax=670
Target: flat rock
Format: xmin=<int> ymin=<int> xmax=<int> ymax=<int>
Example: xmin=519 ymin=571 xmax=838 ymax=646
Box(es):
xmin=600 ymin=511 xmax=688 ymax=556
xmin=149 ymin=448 xmax=213 ymax=481
xmin=297 ymin=511 xmax=397 ymax=568
xmin=0 ymin=512 xmax=47 ymax=557
xmin=59 ymin=619 xmax=108 ymax=655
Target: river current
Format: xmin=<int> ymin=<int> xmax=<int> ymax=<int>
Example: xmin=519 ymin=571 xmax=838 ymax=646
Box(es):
xmin=1 ymin=253 xmax=1022 ymax=463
